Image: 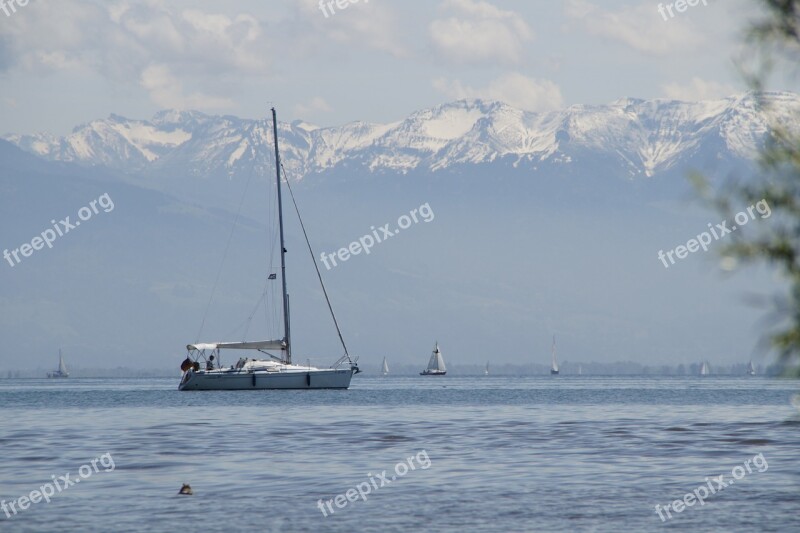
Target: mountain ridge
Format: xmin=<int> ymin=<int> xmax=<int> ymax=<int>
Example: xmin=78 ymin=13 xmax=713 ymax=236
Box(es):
xmin=5 ymin=92 xmax=798 ymax=181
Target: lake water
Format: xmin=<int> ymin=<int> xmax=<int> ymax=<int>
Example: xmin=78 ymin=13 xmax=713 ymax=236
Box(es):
xmin=0 ymin=376 xmax=798 ymax=532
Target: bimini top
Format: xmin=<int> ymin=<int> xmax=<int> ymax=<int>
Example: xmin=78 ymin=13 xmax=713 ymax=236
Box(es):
xmin=187 ymin=340 xmax=286 ymax=351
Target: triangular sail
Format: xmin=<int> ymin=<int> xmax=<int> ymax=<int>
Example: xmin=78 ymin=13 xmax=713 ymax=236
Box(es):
xmin=435 ymin=352 xmax=446 ymax=372
xmin=382 ymin=357 xmax=389 ymax=374
xmin=427 ymin=343 xmax=445 ymax=371
xmin=551 ymin=336 xmax=559 ymax=373
xmin=58 ymin=351 xmax=67 ymax=374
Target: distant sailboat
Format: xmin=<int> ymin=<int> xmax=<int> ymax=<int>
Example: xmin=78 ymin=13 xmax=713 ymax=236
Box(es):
xmin=382 ymin=357 xmax=389 ymax=376
xmin=484 ymin=361 xmax=489 ymax=376
xmin=47 ymin=349 xmax=69 ymax=378
xmin=700 ymin=361 xmax=710 ymax=376
xmin=578 ymin=364 xmax=582 ymax=376
xmin=550 ymin=336 xmax=559 ymax=375
xmin=420 ymin=342 xmax=446 ymax=376
xmin=747 ymin=361 xmax=756 ymax=376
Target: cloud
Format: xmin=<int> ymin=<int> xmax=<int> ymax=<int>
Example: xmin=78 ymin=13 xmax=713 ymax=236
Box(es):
xmin=294 ymin=96 xmax=333 ymax=117
xmin=429 ymin=0 xmax=532 ymax=65
xmin=661 ymin=77 xmax=740 ymax=101
xmin=140 ymin=64 xmax=234 ymax=109
xmin=433 ymin=73 xmax=564 ymax=111
xmin=564 ymin=0 xmax=704 ymax=55
xmin=0 ymin=0 xmax=269 ymax=110
xmin=293 ymin=1 xmax=408 ymax=58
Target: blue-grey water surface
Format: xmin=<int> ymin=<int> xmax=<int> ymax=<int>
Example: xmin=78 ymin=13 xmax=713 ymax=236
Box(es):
xmin=1 ymin=376 xmax=798 ymax=532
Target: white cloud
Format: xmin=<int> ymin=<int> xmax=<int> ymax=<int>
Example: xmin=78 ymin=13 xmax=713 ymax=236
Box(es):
xmin=140 ymin=64 xmax=233 ymax=110
xmin=294 ymin=96 xmax=333 ymax=117
xmin=564 ymin=0 xmax=704 ymax=55
xmin=433 ymin=73 xmax=564 ymax=111
xmin=429 ymin=0 xmax=532 ymax=65
xmin=0 ymin=0 xmax=269 ymax=110
xmin=661 ymin=77 xmax=740 ymax=101
xmin=293 ymin=1 xmax=408 ymax=58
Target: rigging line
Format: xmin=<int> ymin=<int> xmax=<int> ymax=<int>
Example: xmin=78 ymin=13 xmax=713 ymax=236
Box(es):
xmin=236 ymin=126 xmax=282 ymax=342
xmin=221 ymin=315 xmax=249 ymax=341
xmin=280 ymin=161 xmax=351 ymax=361
xmin=195 ymin=147 xmax=260 ymax=343
xmin=245 ymin=123 xmax=283 ymax=341
xmin=227 ymin=131 xmax=277 ymax=342
xmin=242 ymin=284 xmax=269 ymax=340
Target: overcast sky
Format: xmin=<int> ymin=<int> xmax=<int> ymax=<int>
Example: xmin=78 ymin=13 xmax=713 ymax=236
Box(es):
xmin=0 ymin=0 xmax=794 ymax=135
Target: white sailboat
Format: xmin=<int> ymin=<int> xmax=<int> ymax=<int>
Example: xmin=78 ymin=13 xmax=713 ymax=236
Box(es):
xmin=550 ymin=336 xmax=559 ymax=375
xmin=747 ymin=361 xmax=756 ymax=376
xmin=47 ymin=349 xmax=69 ymax=378
xmin=484 ymin=361 xmax=489 ymax=376
xmin=578 ymin=364 xmax=582 ymax=376
xmin=178 ymin=108 xmax=360 ymax=391
xmin=420 ymin=342 xmax=446 ymax=376
xmin=382 ymin=357 xmax=389 ymax=376
xmin=700 ymin=361 xmax=710 ymax=376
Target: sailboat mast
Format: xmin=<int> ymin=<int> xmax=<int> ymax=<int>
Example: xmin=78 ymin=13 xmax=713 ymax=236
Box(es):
xmin=272 ymin=107 xmax=292 ymax=364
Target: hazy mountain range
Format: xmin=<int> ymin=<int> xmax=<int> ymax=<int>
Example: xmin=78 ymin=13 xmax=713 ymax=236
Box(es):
xmin=1 ymin=93 xmax=795 ymax=372
xmin=8 ymin=92 xmax=797 ymax=181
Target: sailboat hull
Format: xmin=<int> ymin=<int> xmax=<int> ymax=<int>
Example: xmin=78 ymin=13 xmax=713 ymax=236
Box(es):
xmin=179 ymin=368 xmax=354 ymax=391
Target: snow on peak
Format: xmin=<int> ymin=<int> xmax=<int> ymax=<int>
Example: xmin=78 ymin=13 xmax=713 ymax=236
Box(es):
xmin=4 ymin=92 xmax=798 ymax=179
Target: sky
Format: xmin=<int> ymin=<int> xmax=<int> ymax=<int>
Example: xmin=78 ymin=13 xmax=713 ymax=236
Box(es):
xmin=1 ymin=0 xmax=797 ymax=371
xmin=0 ymin=0 xmax=795 ymax=136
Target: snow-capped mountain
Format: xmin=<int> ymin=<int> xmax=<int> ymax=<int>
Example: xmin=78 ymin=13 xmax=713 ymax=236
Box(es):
xmin=2 ymin=95 xmax=792 ymax=371
xmin=6 ymin=92 xmax=798 ymax=181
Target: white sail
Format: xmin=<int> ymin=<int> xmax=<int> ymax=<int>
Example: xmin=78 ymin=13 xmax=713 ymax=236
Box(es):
xmin=426 ymin=343 xmax=446 ymax=372
xmin=58 ymin=351 xmax=68 ymax=374
xmin=382 ymin=357 xmax=389 ymax=375
xmin=420 ymin=342 xmax=446 ymax=375
xmin=747 ymin=361 xmax=755 ymax=375
xmin=484 ymin=361 xmax=489 ymax=375
xmin=48 ymin=349 xmax=69 ymax=378
xmin=551 ymin=336 xmax=559 ymax=373
xmin=700 ymin=361 xmax=709 ymax=376
xmin=187 ymin=341 xmax=285 ymax=351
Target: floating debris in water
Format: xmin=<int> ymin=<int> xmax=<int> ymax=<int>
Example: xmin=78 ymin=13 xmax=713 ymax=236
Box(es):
xmin=178 ymin=484 xmax=193 ymax=495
